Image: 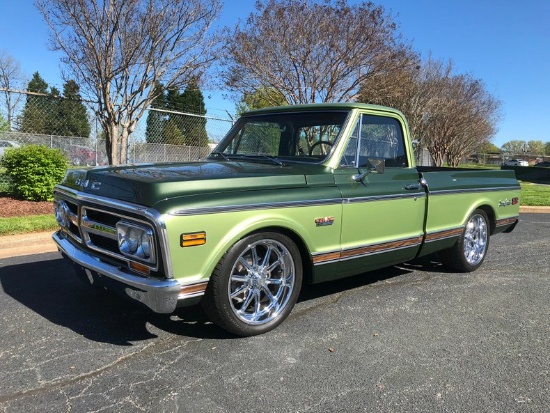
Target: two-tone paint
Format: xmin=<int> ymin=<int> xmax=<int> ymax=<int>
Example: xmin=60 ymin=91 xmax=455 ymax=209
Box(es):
xmin=52 ymin=103 xmax=520 ymax=313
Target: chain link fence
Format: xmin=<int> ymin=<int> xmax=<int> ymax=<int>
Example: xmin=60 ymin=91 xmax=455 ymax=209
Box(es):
xmin=0 ymin=89 xmax=234 ymax=192
xmin=6 ymin=89 xmax=545 ymax=194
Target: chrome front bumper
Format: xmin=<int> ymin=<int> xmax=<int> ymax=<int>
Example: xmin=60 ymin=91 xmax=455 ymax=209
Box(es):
xmin=53 ymin=231 xmax=181 ymax=313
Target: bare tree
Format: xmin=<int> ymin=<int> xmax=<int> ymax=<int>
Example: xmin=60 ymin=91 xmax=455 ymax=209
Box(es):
xmin=501 ymin=140 xmax=527 ymax=155
xmin=359 ymin=57 xmax=500 ymax=167
xmin=527 ymin=140 xmax=546 ymax=156
xmin=222 ymin=0 xmax=412 ymax=105
xmin=502 ymin=139 xmax=546 ymax=157
xmin=0 ymin=51 xmax=27 ymax=130
xmin=416 ymin=65 xmax=500 ymax=167
xmin=442 ymin=76 xmax=500 ymax=167
xmin=36 ymin=0 xmax=221 ymax=165
xmin=358 ymin=52 xmax=427 ymax=139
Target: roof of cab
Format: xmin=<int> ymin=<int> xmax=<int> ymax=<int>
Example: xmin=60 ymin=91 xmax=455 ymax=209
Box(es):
xmin=242 ymin=102 xmax=404 ymax=117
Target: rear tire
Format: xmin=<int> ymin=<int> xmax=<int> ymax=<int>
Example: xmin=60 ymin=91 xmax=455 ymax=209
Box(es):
xmin=439 ymin=209 xmax=490 ymax=272
xmin=202 ymin=232 xmax=303 ymax=337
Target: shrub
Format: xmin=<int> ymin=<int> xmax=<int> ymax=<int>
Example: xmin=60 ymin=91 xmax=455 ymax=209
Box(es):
xmin=0 ymin=145 xmax=68 ymax=201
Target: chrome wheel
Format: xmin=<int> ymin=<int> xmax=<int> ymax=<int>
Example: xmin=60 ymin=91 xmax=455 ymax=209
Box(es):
xmin=228 ymin=239 xmax=296 ymax=325
xmin=463 ymin=213 xmax=488 ymax=266
xmin=203 ymin=232 xmax=302 ymax=336
xmin=438 ymin=209 xmax=490 ymax=273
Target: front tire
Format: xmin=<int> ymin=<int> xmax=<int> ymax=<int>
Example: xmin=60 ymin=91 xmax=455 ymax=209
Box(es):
xmin=202 ymin=232 xmax=303 ymax=336
xmin=439 ymin=209 xmax=490 ymax=272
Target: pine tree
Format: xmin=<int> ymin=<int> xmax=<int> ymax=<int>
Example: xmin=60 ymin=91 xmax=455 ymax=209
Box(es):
xmin=57 ymin=80 xmax=91 ymax=137
xmin=19 ymin=72 xmax=49 ymax=133
xmin=179 ymin=79 xmax=208 ymax=147
xmin=145 ymin=80 xmax=209 ymax=146
xmin=28 ymin=72 xmax=48 ymax=93
xmin=47 ymin=86 xmax=61 ymax=135
xmin=19 ymin=74 xmax=90 ymax=137
xmin=145 ymin=82 xmax=167 ymax=143
xmin=162 ymin=119 xmax=185 ymax=145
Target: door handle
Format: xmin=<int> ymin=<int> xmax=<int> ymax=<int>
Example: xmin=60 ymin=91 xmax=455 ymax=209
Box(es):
xmin=404 ymin=183 xmax=421 ymax=190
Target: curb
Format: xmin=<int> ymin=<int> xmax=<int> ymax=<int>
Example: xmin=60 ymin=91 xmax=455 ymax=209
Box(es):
xmin=518 ymin=206 xmax=550 ymax=214
xmin=0 ymin=231 xmax=58 ymax=259
xmin=1 ymin=206 xmax=549 ymax=259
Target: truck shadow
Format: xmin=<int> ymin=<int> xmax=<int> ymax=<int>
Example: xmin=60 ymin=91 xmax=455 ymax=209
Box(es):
xmin=0 ymin=254 xmax=446 ymax=344
xmin=0 ymin=256 xmax=231 ymax=344
xmin=300 ymin=254 xmax=445 ymax=302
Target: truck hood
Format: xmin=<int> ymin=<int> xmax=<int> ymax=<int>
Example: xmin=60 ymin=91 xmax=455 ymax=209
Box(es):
xmin=61 ymin=161 xmax=333 ymax=207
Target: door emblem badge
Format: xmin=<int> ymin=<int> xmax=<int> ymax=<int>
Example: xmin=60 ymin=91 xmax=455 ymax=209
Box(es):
xmin=315 ymin=217 xmax=335 ymax=227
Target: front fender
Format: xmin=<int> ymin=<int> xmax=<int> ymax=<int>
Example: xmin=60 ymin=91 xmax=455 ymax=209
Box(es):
xmin=162 ymin=204 xmax=342 ymax=284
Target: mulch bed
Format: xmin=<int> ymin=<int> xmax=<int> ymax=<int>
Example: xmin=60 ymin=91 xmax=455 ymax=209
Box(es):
xmin=0 ymin=195 xmax=54 ymax=218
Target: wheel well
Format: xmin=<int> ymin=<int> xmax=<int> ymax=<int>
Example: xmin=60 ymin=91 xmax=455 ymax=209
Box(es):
xmin=249 ymin=226 xmax=313 ymax=285
xmin=477 ymin=205 xmax=496 ymax=235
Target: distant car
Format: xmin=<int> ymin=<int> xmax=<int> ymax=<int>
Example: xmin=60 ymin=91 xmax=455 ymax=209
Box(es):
xmin=69 ymin=145 xmax=97 ymax=166
xmin=535 ymin=161 xmax=550 ymax=167
xmin=0 ymin=140 xmax=20 ymax=157
xmin=502 ymin=159 xmax=529 ymax=167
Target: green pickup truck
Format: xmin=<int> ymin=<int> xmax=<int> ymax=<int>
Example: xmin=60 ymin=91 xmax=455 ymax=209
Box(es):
xmin=52 ymin=103 xmax=520 ymax=336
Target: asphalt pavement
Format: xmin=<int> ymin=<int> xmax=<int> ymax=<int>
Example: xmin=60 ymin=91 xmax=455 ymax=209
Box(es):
xmin=0 ymin=213 xmax=548 ymax=412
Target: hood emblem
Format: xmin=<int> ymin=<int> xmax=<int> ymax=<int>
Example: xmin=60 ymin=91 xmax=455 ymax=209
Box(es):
xmin=75 ymin=179 xmax=101 ymax=190
xmin=75 ymin=179 xmax=88 ymax=188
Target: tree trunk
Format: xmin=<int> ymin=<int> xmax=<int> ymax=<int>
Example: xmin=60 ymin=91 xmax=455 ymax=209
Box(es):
xmin=108 ymin=123 xmax=119 ymax=166
xmin=119 ymin=127 xmax=129 ymax=165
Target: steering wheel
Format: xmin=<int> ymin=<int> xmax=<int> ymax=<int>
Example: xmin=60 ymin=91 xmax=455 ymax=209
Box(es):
xmin=309 ymin=140 xmax=333 ymax=156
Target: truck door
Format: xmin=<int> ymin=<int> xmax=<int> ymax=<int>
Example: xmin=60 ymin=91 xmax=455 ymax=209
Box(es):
xmin=334 ymin=113 xmax=426 ymax=274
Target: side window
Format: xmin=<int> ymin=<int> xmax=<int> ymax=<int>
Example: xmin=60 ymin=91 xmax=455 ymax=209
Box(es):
xmin=340 ymin=114 xmax=408 ymax=168
xmin=340 ymin=119 xmax=359 ymax=167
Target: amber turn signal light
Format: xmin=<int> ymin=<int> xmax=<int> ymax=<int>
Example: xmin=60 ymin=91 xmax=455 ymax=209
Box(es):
xmin=181 ymin=232 xmax=206 ymax=247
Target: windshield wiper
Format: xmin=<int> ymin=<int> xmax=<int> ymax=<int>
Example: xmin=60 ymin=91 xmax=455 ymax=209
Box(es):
xmin=245 ymin=155 xmax=284 ymax=166
xmin=210 ymin=152 xmax=284 ymax=166
xmin=209 ymin=151 xmax=230 ymax=161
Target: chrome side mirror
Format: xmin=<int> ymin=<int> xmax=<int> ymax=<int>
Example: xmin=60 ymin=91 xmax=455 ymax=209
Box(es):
xmin=352 ymin=159 xmax=385 ymax=182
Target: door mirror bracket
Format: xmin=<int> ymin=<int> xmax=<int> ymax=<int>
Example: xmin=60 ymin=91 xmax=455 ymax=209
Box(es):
xmin=352 ymin=159 xmax=385 ymax=182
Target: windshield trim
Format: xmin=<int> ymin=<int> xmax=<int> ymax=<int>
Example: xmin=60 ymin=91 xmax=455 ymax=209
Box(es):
xmin=209 ymin=109 xmax=352 ymax=165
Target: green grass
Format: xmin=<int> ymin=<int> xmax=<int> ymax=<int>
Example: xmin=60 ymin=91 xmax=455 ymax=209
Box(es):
xmin=520 ymin=182 xmax=550 ymax=206
xmin=458 ymin=163 xmax=500 ymax=170
xmin=0 ymin=214 xmax=58 ymax=236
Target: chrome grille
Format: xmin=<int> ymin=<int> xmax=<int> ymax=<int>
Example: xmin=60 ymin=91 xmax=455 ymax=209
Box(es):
xmin=81 ymin=207 xmax=118 ymax=242
xmin=55 ymin=196 xmax=158 ymax=271
xmin=60 ymin=199 xmax=81 ymax=241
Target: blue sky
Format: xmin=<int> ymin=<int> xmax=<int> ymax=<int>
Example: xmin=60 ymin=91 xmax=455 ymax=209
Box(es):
xmin=1 ymin=0 xmax=549 ymax=147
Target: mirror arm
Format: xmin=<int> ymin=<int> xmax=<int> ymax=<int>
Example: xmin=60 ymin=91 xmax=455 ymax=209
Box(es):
xmin=352 ymin=170 xmax=371 ymax=182
xmin=352 ymin=160 xmax=385 ymax=182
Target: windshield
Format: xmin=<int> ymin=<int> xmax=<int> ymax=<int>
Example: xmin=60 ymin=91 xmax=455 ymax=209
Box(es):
xmin=211 ymin=110 xmax=349 ymax=163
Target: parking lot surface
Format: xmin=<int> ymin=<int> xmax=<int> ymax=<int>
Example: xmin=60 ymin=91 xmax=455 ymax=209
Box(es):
xmin=0 ymin=213 xmax=548 ymax=412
